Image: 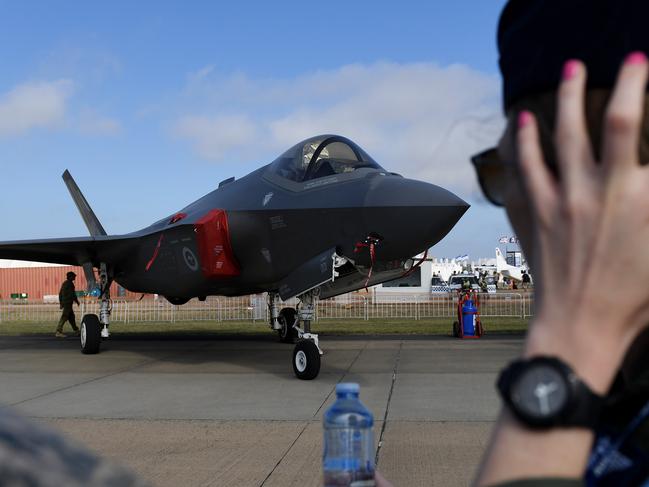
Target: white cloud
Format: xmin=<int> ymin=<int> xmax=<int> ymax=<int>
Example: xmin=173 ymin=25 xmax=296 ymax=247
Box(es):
xmin=78 ymin=109 xmax=122 ymax=136
xmin=172 ymin=62 xmax=505 ymax=194
xmin=174 ymin=114 xmax=258 ymax=160
xmin=0 ymin=80 xmax=73 ymax=136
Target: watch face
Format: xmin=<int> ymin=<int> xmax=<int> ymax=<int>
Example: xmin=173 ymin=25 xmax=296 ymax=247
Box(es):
xmin=511 ymin=363 xmax=569 ymax=419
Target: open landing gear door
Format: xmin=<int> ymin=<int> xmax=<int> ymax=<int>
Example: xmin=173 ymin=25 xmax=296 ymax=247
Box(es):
xmin=277 ymin=247 xmax=337 ymax=301
xmin=194 ymin=209 xmax=240 ymax=278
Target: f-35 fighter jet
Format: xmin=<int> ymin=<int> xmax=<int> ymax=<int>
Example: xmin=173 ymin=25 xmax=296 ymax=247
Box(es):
xmin=0 ymin=135 xmax=468 ymax=379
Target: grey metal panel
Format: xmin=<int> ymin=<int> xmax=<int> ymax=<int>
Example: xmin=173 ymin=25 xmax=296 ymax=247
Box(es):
xmin=277 ymin=247 xmax=336 ymax=300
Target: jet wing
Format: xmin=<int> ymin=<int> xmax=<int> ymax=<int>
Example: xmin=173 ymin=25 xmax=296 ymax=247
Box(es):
xmin=0 ymin=170 xmax=144 ymax=268
xmin=0 ymin=235 xmax=138 ymax=267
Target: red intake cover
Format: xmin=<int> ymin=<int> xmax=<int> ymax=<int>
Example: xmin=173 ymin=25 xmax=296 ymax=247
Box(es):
xmin=194 ymin=209 xmax=240 ymax=277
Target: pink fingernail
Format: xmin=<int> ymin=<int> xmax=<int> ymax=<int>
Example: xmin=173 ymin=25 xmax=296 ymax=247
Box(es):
xmin=562 ymin=60 xmax=580 ymax=80
xmin=518 ymin=111 xmax=532 ymax=129
xmin=625 ymin=51 xmax=647 ymax=65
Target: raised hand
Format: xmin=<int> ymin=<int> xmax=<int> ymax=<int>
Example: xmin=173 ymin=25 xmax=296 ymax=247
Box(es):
xmin=517 ymin=52 xmax=649 ymax=394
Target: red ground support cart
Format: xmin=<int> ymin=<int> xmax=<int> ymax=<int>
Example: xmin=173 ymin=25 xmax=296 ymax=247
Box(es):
xmin=452 ymin=289 xmax=484 ymax=339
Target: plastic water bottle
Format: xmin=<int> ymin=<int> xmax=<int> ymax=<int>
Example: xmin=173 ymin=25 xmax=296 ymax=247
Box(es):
xmin=323 ymin=383 xmax=375 ymax=487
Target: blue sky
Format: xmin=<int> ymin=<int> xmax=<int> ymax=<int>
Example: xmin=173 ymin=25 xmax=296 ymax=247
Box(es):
xmin=0 ymin=0 xmax=513 ymax=259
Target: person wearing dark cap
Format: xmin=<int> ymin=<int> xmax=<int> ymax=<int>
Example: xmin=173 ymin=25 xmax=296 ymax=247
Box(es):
xmin=56 ymin=271 xmax=81 ymax=338
xmin=472 ymin=1 xmax=649 ymax=485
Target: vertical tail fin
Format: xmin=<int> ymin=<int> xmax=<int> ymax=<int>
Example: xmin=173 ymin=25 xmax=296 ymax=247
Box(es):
xmin=62 ymin=170 xmax=107 ymax=237
xmin=495 ymin=247 xmax=507 ymax=271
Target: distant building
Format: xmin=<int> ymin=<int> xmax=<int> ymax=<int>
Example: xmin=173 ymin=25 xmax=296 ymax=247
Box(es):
xmin=375 ymin=255 xmax=463 ymax=301
xmin=506 ymin=250 xmax=523 ymax=267
xmin=0 ymin=260 xmax=140 ymax=301
xmin=429 ymin=258 xmax=465 ymax=282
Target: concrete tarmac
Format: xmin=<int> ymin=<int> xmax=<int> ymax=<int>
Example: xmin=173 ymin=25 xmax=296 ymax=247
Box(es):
xmin=0 ymin=332 xmax=524 ymax=486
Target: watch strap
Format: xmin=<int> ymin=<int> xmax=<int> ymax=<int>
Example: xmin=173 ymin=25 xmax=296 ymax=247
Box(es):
xmin=563 ymin=368 xmax=603 ymax=429
xmin=498 ymin=356 xmax=604 ymax=429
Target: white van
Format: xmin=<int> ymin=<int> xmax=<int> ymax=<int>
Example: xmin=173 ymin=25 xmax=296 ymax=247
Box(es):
xmin=448 ymin=274 xmax=480 ymax=291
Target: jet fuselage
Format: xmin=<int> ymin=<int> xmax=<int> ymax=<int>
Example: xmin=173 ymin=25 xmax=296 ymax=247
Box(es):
xmin=116 ymin=162 xmax=467 ymax=299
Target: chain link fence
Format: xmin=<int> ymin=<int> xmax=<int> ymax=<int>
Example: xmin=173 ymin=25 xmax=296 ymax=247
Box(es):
xmin=0 ymin=292 xmax=534 ymax=324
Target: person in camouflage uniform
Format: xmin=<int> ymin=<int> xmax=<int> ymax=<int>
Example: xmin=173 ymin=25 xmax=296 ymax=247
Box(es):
xmin=0 ymin=407 xmax=149 ymax=487
xmin=56 ymin=271 xmax=80 ymax=338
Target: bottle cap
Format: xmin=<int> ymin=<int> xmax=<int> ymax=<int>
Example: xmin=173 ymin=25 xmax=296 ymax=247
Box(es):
xmin=336 ymin=383 xmax=360 ymax=394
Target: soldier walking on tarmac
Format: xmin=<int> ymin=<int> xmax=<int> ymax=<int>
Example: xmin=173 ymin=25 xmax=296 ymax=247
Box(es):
xmin=56 ymin=271 xmax=80 ymax=338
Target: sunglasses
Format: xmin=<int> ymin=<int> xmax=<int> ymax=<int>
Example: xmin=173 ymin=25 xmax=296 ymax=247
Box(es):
xmin=470 ymin=147 xmax=510 ymax=207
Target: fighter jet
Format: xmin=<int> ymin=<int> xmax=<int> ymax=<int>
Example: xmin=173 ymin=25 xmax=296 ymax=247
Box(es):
xmin=0 ymin=135 xmax=468 ymax=379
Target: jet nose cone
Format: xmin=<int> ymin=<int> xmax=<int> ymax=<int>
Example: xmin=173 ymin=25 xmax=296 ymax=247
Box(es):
xmin=366 ymin=175 xmax=469 ymax=210
xmin=363 ymin=175 xmax=469 ymax=259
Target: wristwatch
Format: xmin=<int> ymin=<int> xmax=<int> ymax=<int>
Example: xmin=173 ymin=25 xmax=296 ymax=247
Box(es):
xmin=497 ymin=356 xmax=604 ymax=429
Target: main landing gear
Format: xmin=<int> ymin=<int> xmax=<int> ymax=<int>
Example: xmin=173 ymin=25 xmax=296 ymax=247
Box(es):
xmin=268 ymin=290 xmax=322 ymax=380
xmin=80 ymin=263 xmax=112 ymax=355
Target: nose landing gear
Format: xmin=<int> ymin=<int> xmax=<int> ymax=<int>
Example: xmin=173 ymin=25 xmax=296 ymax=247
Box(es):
xmin=268 ymin=289 xmax=323 ymax=380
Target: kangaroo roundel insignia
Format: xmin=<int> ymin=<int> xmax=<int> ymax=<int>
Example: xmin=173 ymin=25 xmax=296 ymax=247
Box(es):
xmin=183 ymin=247 xmax=199 ymax=271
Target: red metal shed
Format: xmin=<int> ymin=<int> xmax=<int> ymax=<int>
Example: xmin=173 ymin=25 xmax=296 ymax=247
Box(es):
xmin=0 ymin=265 xmax=141 ymax=301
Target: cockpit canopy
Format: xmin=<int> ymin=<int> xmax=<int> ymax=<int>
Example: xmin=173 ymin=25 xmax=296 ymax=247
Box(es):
xmin=269 ymin=135 xmax=385 ymax=183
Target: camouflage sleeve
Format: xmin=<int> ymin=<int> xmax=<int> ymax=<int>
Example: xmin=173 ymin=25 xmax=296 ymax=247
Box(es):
xmin=73 ymin=282 xmax=80 ymax=303
xmin=488 ymin=479 xmax=583 ymax=487
xmin=59 ymin=281 xmax=76 ymax=305
xmin=0 ymin=408 xmax=150 ymax=487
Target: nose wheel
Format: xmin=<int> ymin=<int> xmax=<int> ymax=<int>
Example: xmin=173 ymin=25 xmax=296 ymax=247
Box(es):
xmin=292 ymin=339 xmax=321 ymax=380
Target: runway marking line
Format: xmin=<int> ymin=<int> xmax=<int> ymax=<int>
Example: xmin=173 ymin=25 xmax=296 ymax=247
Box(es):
xmin=375 ymin=340 xmax=403 ymax=467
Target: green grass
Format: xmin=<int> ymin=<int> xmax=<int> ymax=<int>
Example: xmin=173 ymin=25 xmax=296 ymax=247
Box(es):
xmin=0 ymin=317 xmax=529 ymax=336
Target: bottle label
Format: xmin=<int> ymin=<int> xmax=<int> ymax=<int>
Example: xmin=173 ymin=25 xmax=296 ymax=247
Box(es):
xmin=323 ymin=427 xmax=375 ymax=474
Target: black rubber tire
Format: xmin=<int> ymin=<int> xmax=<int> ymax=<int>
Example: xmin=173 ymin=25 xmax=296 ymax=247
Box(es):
xmin=476 ymin=320 xmax=484 ymax=337
xmin=292 ymin=339 xmax=321 ymax=380
xmin=452 ymin=321 xmax=460 ymax=338
xmin=278 ymin=307 xmax=298 ymax=343
xmin=81 ymin=314 xmax=102 ymax=355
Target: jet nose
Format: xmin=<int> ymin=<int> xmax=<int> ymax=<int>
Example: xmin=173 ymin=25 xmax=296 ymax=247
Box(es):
xmin=362 ymin=175 xmax=469 ymax=259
